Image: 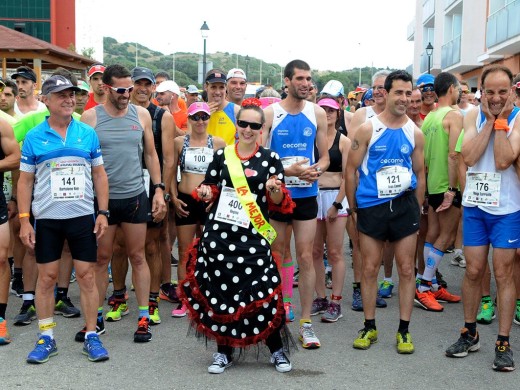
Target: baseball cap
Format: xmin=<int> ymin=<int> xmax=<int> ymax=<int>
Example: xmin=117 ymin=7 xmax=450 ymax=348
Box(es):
xmin=361 ymin=89 xmax=374 ymax=107
xmin=156 ymin=80 xmax=180 ymax=95
xmin=347 ymin=91 xmax=357 ymax=100
xmin=11 ymin=68 xmax=37 ymax=83
xmin=188 ymin=102 xmax=210 ymax=116
xmin=87 ymin=64 xmax=106 ymax=78
xmin=318 ymin=98 xmax=340 ymax=110
xmin=355 ymin=86 xmax=367 ymax=94
xmin=77 ymin=80 xmax=90 ymax=93
xmin=226 ymin=68 xmax=247 ymax=81
xmin=205 ymin=70 xmax=227 ymax=84
xmin=417 ymin=73 xmax=435 ymax=87
xmin=321 ymin=80 xmax=344 ymax=97
xmin=131 ymin=67 xmax=155 ymax=83
xmin=186 ymin=85 xmax=199 ymax=94
xmin=42 ymin=75 xmax=80 ymax=95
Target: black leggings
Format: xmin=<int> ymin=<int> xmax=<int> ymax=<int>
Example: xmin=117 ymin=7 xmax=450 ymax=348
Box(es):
xmin=217 ymin=324 xmax=284 ymax=357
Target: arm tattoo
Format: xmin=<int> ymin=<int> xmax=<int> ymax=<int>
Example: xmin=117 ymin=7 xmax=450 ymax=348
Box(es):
xmin=352 ymin=139 xmax=360 ymax=150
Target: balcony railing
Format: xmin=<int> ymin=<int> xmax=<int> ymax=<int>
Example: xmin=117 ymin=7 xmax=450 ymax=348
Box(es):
xmin=487 ymin=0 xmax=520 ymax=48
xmin=441 ymin=35 xmax=461 ymax=68
xmin=422 ymin=0 xmax=435 ymax=22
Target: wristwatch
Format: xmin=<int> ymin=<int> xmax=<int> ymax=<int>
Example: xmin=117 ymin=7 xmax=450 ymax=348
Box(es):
xmin=332 ymin=201 xmax=343 ymax=210
xmin=97 ymin=210 xmax=110 ymax=218
xmin=164 ymin=193 xmax=172 ymax=202
xmin=153 ymin=183 xmax=165 ymax=191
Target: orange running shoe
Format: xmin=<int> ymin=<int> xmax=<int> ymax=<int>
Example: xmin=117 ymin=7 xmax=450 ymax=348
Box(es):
xmin=433 ymin=287 xmax=461 ymax=303
xmin=0 ymin=317 xmax=11 ymax=345
xmin=414 ymin=289 xmax=444 ymax=311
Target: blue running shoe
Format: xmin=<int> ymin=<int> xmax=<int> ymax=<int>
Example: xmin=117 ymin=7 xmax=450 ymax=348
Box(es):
xmin=83 ymin=333 xmax=109 ymax=362
xmin=378 ymin=280 xmax=394 ymax=298
xmin=376 ymin=293 xmax=387 ymax=308
xmin=27 ymin=335 xmax=58 ymax=364
xmin=352 ymin=288 xmax=363 ymax=311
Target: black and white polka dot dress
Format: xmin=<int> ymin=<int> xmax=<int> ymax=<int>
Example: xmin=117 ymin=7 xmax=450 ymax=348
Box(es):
xmin=180 ymin=146 xmax=286 ymax=348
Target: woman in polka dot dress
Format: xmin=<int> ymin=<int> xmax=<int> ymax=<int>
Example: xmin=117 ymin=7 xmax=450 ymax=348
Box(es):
xmin=179 ymin=99 xmax=296 ymax=374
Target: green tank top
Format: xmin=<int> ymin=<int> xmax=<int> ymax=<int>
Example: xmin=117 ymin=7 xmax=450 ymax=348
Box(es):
xmin=422 ymin=106 xmax=455 ymax=194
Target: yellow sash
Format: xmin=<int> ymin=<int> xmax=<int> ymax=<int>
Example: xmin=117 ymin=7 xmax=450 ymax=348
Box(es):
xmin=224 ymin=145 xmax=277 ymax=245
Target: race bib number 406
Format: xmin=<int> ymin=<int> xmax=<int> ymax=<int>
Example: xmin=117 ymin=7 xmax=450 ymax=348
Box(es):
xmin=463 ymin=172 xmax=501 ymax=207
xmin=214 ymin=186 xmax=257 ymax=228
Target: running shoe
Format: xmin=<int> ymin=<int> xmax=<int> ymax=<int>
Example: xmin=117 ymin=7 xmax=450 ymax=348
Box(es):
xmin=75 ymin=319 xmax=105 ymax=342
xmin=325 ymin=271 xmax=333 ymax=289
xmin=171 ymin=303 xmax=187 ymax=317
xmin=477 ymin=298 xmax=496 ymax=325
xmin=271 ymin=349 xmax=292 ymax=373
xmin=352 ymin=288 xmax=363 ymax=311
xmin=27 ymin=335 xmax=58 ymax=364
xmin=159 ymin=282 xmax=179 ymax=303
xmin=10 ymin=278 xmax=23 ymax=297
xmin=292 ymin=270 xmax=299 ymax=287
xmin=54 ymin=297 xmax=81 ymax=318
xmin=149 ymin=301 xmax=161 ymax=325
xmin=299 ymin=322 xmax=321 ymax=349
xmin=432 ymin=287 xmax=461 ymax=303
xmin=445 ymin=328 xmax=480 ymax=357
xmin=134 ymin=317 xmax=152 ymax=343
xmin=436 ymin=270 xmax=448 ymax=288
xmin=493 ymin=340 xmax=515 ymax=372
xmin=310 ymin=297 xmax=328 ymax=316
xmin=208 ymin=352 xmax=232 ymax=374
xmin=414 ymin=289 xmax=444 ymax=312
xmin=396 ymin=331 xmax=414 ymax=354
xmin=378 ymin=280 xmax=394 ymax=298
xmin=376 ymin=293 xmax=387 ymax=308
xmin=83 ymin=333 xmax=109 ymax=362
xmin=14 ymin=303 xmax=36 ymax=325
xmin=450 ymin=253 xmax=466 ymax=268
xmin=353 ymin=328 xmax=378 ymax=350
xmin=107 ymin=291 xmax=129 ymax=306
xmin=0 ymin=317 xmax=11 ymax=345
xmin=514 ymin=301 xmax=520 ymax=326
xmin=321 ymin=301 xmax=342 ymax=323
xmin=284 ymin=302 xmax=295 ymax=323
xmin=105 ymin=299 xmax=129 ymax=322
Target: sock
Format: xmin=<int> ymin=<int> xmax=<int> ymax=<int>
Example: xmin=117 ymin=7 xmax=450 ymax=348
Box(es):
xmin=423 ymin=242 xmax=433 ymax=266
xmin=384 ymin=277 xmax=393 ymax=283
xmin=465 ymin=321 xmax=477 ymax=337
xmin=454 ymin=248 xmax=463 ymax=256
xmin=85 ymin=331 xmax=96 ymax=339
xmin=418 ymin=278 xmax=432 ymax=293
xmin=13 ymin=267 xmax=22 ymax=280
xmin=353 ymin=282 xmax=360 ymax=291
xmin=39 ymin=317 xmax=55 ymax=338
xmin=97 ymin=307 xmax=103 ymax=322
xmin=364 ymin=318 xmax=376 ymax=330
xmin=23 ymin=292 xmax=35 ymax=305
xmin=422 ymin=246 xmax=444 ymax=282
xmin=149 ymin=292 xmax=159 ymax=304
xmin=299 ymin=319 xmax=311 ymax=327
xmin=398 ymin=319 xmax=410 ymax=334
xmin=497 ymin=334 xmax=510 ymax=344
xmin=481 ymin=295 xmax=491 ymax=302
xmin=139 ymin=306 xmax=149 ymax=319
xmin=55 ymin=287 xmax=68 ymax=301
xmin=0 ymin=303 xmax=6 ymax=319
xmin=114 ymin=287 xmax=127 ymax=300
xmin=281 ymin=258 xmax=294 ymax=302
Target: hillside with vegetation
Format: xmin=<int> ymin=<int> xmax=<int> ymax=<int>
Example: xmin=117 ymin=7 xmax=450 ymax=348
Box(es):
xmin=103 ymin=37 xmax=392 ymax=92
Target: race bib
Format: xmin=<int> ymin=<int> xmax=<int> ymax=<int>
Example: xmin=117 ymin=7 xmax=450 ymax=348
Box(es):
xmin=184 ymin=147 xmax=213 ymax=174
xmin=281 ymin=156 xmax=311 ymax=188
xmin=376 ymin=165 xmax=412 ymax=198
xmin=464 ymin=172 xmax=501 ymax=207
xmin=143 ymin=169 xmax=150 ymax=197
xmin=50 ymin=165 xmax=85 ymax=201
xmin=214 ymin=186 xmax=257 ymax=228
xmin=3 ymin=171 xmax=12 ymax=203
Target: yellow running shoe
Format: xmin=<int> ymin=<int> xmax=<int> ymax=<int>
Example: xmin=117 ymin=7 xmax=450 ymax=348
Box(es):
xmin=353 ymin=328 xmax=378 ymax=349
xmin=396 ymin=331 xmax=415 ymax=354
xmin=105 ymin=300 xmax=129 ymax=322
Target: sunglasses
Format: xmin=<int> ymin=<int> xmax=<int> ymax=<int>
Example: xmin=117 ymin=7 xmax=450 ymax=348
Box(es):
xmin=461 ymin=90 xmax=470 ymax=94
xmin=237 ymin=120 xmax=262 ymax=130
xmin=106 ymin=85 xmax=134 ymax=94
xmin=189 ymin=113 xmax=210 ymax=121
xmin=421 ymin=85 xmax=435 ymax=92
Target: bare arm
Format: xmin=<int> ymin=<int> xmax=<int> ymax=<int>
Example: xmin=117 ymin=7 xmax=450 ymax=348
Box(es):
xmin=18 ymin=170 xmax=35 ymax=249
xmin=345 ymin=122 xmax=371 ymax=211
xmin=461 ymin=108 xmax=493 ymax=167
xmin=411 ymin=127 xmax=426 ymax=208
xmin=0 ymin=119 xmax=20 ymax=172
xmin=261 ymin=106 xmax=274 ymax=148
xmin=160 ymin=111 xmax=175 ymax=196
xmin=494 ymin=94 xmax=520 ymax=170
xmin=91 ymin=164 xmax=109 ymax=239
xmin=313 ymin=105 xmax=330 ymax=173
xmin=346 ymin=107 xmax=367 ymax=141
xmin=444 ymin=110 xmax=463 ymax=188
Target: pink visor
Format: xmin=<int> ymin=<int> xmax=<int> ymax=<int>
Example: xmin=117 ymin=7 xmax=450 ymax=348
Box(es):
xmin=318 ymin=98 xmax=340 ymax=110
xmin=188 ymin=102 xmax=210 ymax=116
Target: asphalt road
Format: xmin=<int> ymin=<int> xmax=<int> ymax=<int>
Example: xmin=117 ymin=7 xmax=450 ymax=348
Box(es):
xmin=1 ymin=237 xmax=518 ymax=389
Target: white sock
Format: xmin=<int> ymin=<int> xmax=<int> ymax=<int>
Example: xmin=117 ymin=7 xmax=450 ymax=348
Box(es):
xmin=38 ymin=317 xmax=55 ymax=338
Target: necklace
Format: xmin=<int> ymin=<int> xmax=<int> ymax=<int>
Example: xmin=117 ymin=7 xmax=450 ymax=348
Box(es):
xmin=235 ymin=142 xmax=259 ymax=161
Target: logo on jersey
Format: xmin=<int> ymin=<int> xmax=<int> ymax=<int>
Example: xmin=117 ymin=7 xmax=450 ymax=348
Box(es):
xmin=400 ymin=144 xmax=410 ymax=154
xmin=303 ymin=127 xmax=313 ymax=137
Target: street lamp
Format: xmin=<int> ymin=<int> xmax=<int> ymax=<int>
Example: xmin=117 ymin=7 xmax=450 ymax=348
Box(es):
xmin=426 ymin=42 xmax=433 ymax=74
xmin=200 ymin=21 xmax=210 ymax=81
xmin=245 ymin=55 xmax=250 ymax=81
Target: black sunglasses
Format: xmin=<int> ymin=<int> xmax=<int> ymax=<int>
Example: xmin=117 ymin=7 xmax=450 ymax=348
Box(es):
xmin=421 ymin=85 xmax=435 ymax=93
xmin=237 ymin=120 xmax=262 ymax=130
xmin=189 ymin=113 xmax=210 ymax=121
xmin=106 ymin=85 xmax=134 ymax=94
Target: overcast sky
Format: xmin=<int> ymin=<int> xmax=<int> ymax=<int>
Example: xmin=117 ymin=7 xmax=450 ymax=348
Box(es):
xmin=80 ymin=0 xmax=416 ymax=72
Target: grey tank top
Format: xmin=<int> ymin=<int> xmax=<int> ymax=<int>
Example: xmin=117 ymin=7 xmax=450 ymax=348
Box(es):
xmin=94 ymin=104 xmax=145 ymax=199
